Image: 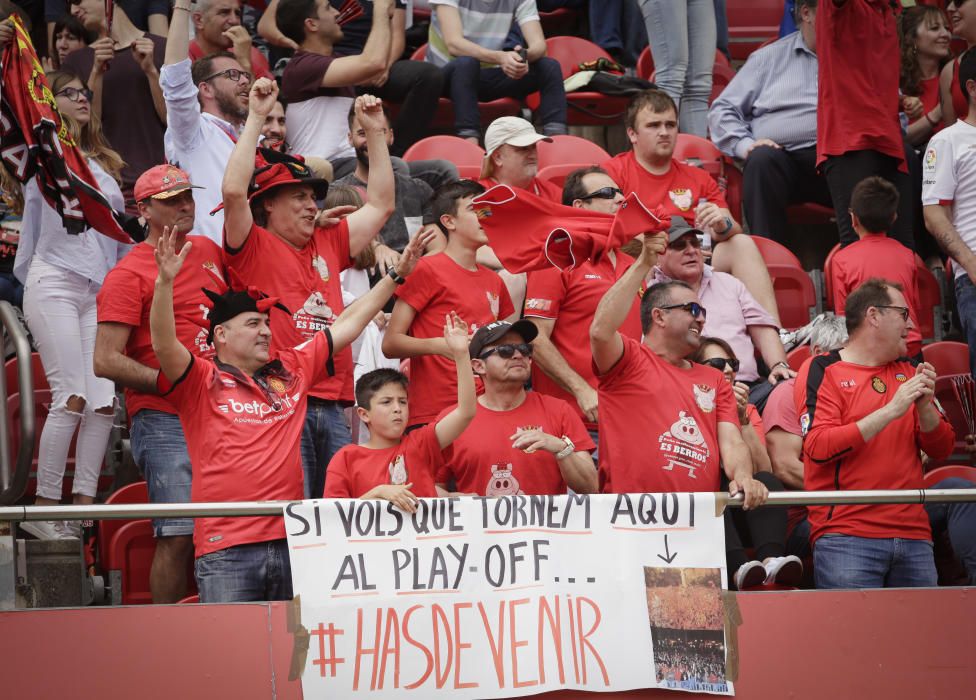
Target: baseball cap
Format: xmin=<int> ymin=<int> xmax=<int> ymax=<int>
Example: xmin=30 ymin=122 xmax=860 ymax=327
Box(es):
xmin=469 ymin=319 xmax=539 ymax=359
xmin=666 ymin=215 xmax=704 ymax=243
xmin=484 ymin=117 xmax=552 ymax=157
xmin=134 ymin=165 xmax=202 ymax=202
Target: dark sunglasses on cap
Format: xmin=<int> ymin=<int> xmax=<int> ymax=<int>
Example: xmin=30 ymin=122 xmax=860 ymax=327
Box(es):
xmin=478 ymin=343 xmax=533 ymax=360
xmin=669 ymin=236 xmax=703 ymax=252
xmin=55 ymin=86 xmax=93 ymax=103
xmin=579 ymin=186 xmax=623 ymax=201
xmin=659 ymin=301 xmax=707 ymax=320
xmin=700 ymin=357 xmax=740 ymax=373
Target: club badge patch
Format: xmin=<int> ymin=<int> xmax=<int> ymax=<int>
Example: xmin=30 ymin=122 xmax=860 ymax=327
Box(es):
xmin=872 ymin=377 xmax=887 ymax=394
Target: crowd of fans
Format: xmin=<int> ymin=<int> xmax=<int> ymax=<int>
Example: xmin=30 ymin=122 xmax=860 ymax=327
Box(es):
xmin=0 ymin=0 xmax=973 ymax=606
xmin=653 ymin=633 xmax=728 ymax=691
xmin=645 ymin=582 xmax=724 ymax=631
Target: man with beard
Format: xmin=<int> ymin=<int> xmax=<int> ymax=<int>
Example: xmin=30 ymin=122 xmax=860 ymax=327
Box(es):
xmin=333 ymin=104 xmax=434 ymax=254
xmin=161 ymin=0 xmax=252 ymax=244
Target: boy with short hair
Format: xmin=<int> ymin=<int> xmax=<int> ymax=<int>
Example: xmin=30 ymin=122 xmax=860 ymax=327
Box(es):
xmin=325 ymin=313 xmax=475 ymax=510
xmin=830 ymin=176 xmax=922 ymax=358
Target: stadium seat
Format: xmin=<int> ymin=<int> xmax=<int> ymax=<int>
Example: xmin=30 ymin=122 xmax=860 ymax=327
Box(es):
xmin=536 ymin=163 xmax=581 ymax=193
xmin=710 ymin=61 xmax=736 ymax=104
xmin=635 ymin=46 xmax=731 ymax=81
xmin=752 ymin=235 xmax=804 ymax=269
xmin=536 ymin=134 xmax=611 ymax=170
xmin=539 ymin=7 xmax=581 ymax=37
xmin=922 ymin=341 xmax=971 ymax=377
xmin=103 ymin=520 xmax=156 ymax=606
xmin=766 ymin=263 xmax=818 ymax=330
xmin=933 ymin=374 xmax=976 ymax=462
xmin=409 ymin=45 xmax=522 ymax=132
xmin=97 ymin=481 xmax=149 ymax=578
xmin=923 ymin=464 xmax=976 ymax=487
xmin=915 ymin=258 xmax=943 ymax=343
xmin=786 ymin=344 xmax=811 ymax=372
xmin=726 ymin=0 xmax=782 ymax=60
xmin=403 ymin=135 xmax=486 ymax=179
xmin=179 ymin=594 xmax=200 ymax=604
xmin=672 ymin=134 xmax=724 ymax=179
xmin=4 ymin=352 xmax=47 ymax=395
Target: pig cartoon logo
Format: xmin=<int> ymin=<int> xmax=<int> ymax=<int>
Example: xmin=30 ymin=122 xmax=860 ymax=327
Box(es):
xmin=312 ymin=255 xmax=330 ymax=282
xmin=485 ymin=463 xmax=523 ymax=496
xmin=301 ymin=291 xmax=336 ymax=321
xmin=388 ymin=455 xmax=407 ymax=485
xmin=668 ymin=411 xmax=706 ymax=447
xmin=693 ymin=384 xmax=715 ymax=412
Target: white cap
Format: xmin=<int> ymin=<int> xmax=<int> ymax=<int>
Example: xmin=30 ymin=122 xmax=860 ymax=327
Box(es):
xmin=483 ymin=117 xmax=552 ymax=157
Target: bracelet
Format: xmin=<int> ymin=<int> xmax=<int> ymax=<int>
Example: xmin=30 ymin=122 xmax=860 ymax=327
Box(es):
xmin=387 ymin=267 xmax=406 ymax=285
xmin=173 ymin=5 xmax=192 ymax=12
xmin=924 ymin=112 xmax=937 ymax=128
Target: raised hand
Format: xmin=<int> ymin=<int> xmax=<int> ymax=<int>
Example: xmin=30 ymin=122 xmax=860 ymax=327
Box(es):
xmin=91 ymin=37 xmax=114 ymax=73
xmin=315 ymin=204 xmax=358 ymax=228
xmin=153 ymin=226 xmax=192 ymax=284
xmin=222 ymin=25 xmax=253 ymax=67
xmin=0 ymin=19 xmax=14 ymax=49
xmin=132 ymin=36 xmax=157 ymax=75
xmin=642 ymin=230 xmax=668 ymax=262
xmin=443 ymin=312 xmax=470 ymax=356
xmin=354 ymin=94 xmax=387 ymax=134
xmin=396 ymin=229 xmax=436 ymax=278
xmin=248 ymin=77 xmax=278 ymax=118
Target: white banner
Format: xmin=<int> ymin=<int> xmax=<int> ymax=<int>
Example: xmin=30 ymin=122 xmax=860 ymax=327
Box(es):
xmin=285 ymin=493 xmax=733 ymax=698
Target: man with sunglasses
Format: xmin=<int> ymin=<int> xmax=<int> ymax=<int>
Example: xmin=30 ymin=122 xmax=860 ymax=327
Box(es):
xmin=525 ymin=166 xmax=643 ymax=452
xmin=797 ymin=279 xmax=953 ymax=589
xmin=161 ymin=1 xmax=253 ymax=244
xmin=590 ymin=230 xmax=768 ymax=509
xmin=436 ymin=320 xmax=597 ymax=497
xmin=653 ymin=216 xmax=793 ymax=409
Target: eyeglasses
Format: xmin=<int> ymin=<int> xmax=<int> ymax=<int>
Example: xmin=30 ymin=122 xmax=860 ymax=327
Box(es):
xmin=700 ymin=357 xmax=739 ymax=373
xmin=876 ymin=305 xmax=910 ymax=321
xmin=579 ymin=186 xmax=623 ymax=201
xmin=668 ymin=236 xmax=702 ymax=252
xmin=55 ymin=86 xmax=92 ymax=103
xmin=478 ymin=343 xmax=533 ymax=360
xmin=659 ymin=301 xmax=707 ymax=320
xmin=202 ymin=68 xmax=252 ymax=84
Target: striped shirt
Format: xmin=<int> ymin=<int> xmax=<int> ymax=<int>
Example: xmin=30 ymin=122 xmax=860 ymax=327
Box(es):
xmin=426 ymin=0 xmax=539 ymax=68
xmin=708 ymin=31 xmax=818 ymax=160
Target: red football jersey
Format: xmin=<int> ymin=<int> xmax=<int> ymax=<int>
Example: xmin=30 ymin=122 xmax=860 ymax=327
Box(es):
xmin=324 ymin=424 xmax=442 ymax=498
xmin=97 ymin=236 xmax=226 ymax=418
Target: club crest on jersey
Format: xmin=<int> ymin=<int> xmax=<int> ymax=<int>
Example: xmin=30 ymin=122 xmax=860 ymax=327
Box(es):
xmin=693 ymin=384 xmax=715 ymax=412
xmin=872 ymin=377 xmax=887 ymax=394
xmin=800 ymin=412 xmax=810 ymax=436
xmin=267 ymin=376 xmax=287 ymax=394
xmin=388 ymin=455 xmax=407 ymax=485
xmin=668 ymin=188 xmax=693 ymax=211
xmin=202 ymin=260 xmax=223 ymax=280
xmin=924 ymin=148 xmax=936 ymax=169
xmin=486 ymin=291 xmax=500 ymax=319
xmin=895 ymin=373 xmax=908 ymax=382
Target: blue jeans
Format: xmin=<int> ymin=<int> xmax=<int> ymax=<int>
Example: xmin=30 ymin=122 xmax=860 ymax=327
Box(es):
xmin=926 ymin=478 xmax=976 ymax=585
xmin=638 ymin=0 xmax=716 ymax=137
xmin=130 ymin=409 xmax=194 ymax=537
xmin=300 ymin=399 xmax=351 ymax=499
xmin=195 ymin=539 xmax=293 ymax=603
xmin=813 ymin=534 xmax=937 ymax=589
xmin=587 ymin=427 xmax=600 ymax=465
xmin=954 ymin=274 xmax=976 ymax=378
xmin=441 ymin=56 xmax=568 ymax=139
xmin=0 ymin=271 xmax=23 ymax=307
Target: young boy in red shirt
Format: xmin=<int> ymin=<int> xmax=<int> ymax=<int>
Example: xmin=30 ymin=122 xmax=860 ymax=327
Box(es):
xmin=829 ymin=176 xmax=923 ymax=358
xmin=325 ymin=313 xmax=476 ymax=510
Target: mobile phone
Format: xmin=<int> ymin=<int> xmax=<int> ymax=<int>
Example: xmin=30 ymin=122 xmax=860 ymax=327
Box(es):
xmin=517 ymin=47 xmax=528 ymax=62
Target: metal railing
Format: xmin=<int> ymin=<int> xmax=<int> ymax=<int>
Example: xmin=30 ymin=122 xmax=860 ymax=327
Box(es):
xmin=1 ymin=488 xmax=975 ymax=522
xmin=0 ymin=300 xmax=34 ymax=506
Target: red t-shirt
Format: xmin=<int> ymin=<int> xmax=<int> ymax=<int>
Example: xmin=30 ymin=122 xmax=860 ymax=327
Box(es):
xmin=96 ymin=236 xmax=226 ymax=418
xmin=224 ymin=220 xmax=353 ymax=401
xmin=951 ymin=57 xmax=971 ymax=123
xmin=524 ymin=251 xmax=642 ymax=429
xmin=437 ymin=392 xmax=595 ymax=496
xmin=478 ymin=176 xmax=562 ymax=202
xmin=915 ymin=75 xmax=944 ymax=134
xmin=596 ymin=336 xmax=738 ymax=493
xmin=601 ymin=151 xmax=727 ymax=224
xmin=795 ymin=351 xmax=954 ymax=544
xmin=324 ymin=424 xmax=442 ymax=498
xmin=815 ymin=0 xmax=905 ymax=171
xmin=188 ymin=41 xmax=273 ymax=80
xmin=162 ymin=331 xmax=333 ymax=557
xmin=394 ymin=252 xmax=514 ymax=425
xmin=830 ymin=234 xmax=922 ymax=356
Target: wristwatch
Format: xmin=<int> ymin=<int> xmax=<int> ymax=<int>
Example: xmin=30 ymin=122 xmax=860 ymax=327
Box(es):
xmin=387 ymin=267 xmax=406 ymax=285
xmin=554 ymin=435 xmax=575 ymax=460
xmin=771 ymin=361 xmax=790 ymax=372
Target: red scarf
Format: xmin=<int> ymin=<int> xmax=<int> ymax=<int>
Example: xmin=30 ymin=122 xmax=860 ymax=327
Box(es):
xmin=0 ymin=16 xmax=131 ymax=243
xmin=472 ymin=184 xmax=667 ymax=272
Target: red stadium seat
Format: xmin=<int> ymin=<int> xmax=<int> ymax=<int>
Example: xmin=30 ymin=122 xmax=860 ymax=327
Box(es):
xmin=536 ymin=163 xmax=581 ymax=194
xmin=726 ymin=0 xmax=782 ymax=60
xmin=97 ymin=481 xmax=149 ymax=578
xmin=786 ymin=344 xmax=811 ymax=372
xmin=710 ymin=61 xmax=736 ymax=104
xmin=766 ymin=263 xmax=817 ymax=330
xmin=536 ymin=134 xmax=611 ymax=169
xmin=924 ymin=464 xmax=976 ymax=487
xmin=933 ymin=374 xmax=976 ymax=462
xmin=752 ymin=235 xmax=804 ymax=269
xmin=672 ymin=134 xmax=724 ymax=179
xmin=636 ymin=46 xmax=730 ymax=81
xmin=403 ymin=135 xmax=486 ymax=179
xmin=105 ymin=520 xmax=156 ymax=606
xmin=922 ymin=341 xmax=971 ymax=377
xmin=4 ymin=352 xmax=47 ymax=395
xmin=179 ymin=594 xmax=201 ymax=604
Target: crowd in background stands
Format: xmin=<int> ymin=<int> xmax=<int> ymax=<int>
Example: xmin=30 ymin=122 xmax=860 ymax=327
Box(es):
xmin=646 ymin=583 xmax=725 ymax=630
xmin=0 ymin=0 xmax=972 ymax=606
xmin=653 ymin=634 xmax=728 ymax=688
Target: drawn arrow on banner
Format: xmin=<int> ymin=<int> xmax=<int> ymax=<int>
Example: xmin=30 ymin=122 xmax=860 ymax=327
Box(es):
xmin=657 ymin=534 xmax=677 ymax=564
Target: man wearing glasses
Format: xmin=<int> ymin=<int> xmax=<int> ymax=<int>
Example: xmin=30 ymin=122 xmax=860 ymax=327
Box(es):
xmin=524 ymin=166 xmax=644 ymax=453
xmin=590 ymin=229 xmax=768 ymax=509
xmin=160 ymin=2 xmax=252 ymax=244
xmin=652 ymin=216 xmax=793 ymax=408
xmin=435 ymin=320 xmax=597 ymax=497
xmin=797 ymin=279 xmax=953 ymax=589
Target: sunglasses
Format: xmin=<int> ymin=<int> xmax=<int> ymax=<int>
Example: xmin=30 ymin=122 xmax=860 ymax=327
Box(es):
xmin=669 ymin=236 xmax=702 ymax=252
xmin=479 ymin=343 xmax=533 ymax=360
xmin=202 ymin=68 xmax=253 ymax=84
xmin=876 ymin=304 xmax=910 ymax=321
xmin=55 ymin=86 xmax=93 ymax=103
xmin=659 ymin=301 xmax=707 ymax=320
xmin=579 ymin=186 xmax=623 ymax=201
xmin=700 ymin=357 xmax=740 ymax=373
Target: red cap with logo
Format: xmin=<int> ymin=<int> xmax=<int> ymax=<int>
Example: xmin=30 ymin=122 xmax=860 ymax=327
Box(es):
xmin=134 ymin=165 xmax=202 ymax=202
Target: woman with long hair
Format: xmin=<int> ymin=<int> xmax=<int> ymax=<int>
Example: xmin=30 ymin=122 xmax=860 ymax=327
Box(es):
xmin=13 ymin=68 xmax=130 ymax=539
xmin=940 ymin=0 xmax=976 ymax=127
xmin=900 ymin=5 xmax=952 ymax=147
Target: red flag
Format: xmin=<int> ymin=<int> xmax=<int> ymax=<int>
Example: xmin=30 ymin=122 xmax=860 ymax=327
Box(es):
xmin=472 ymin=184 xmax=666 ymax=272
xmin=0 ymin=16 xmax=133 ymax=243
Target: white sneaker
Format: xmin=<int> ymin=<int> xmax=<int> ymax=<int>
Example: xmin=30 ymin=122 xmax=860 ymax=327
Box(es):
xmin=59 ymin=520 xmax=82 ymax=539
xmin=763 ymin=555 xmax=803 ymax=586
xmin=21 ymin=520 xmax=76 ymax=540
xmin=733 ymin=560 xmax=766 ymax=590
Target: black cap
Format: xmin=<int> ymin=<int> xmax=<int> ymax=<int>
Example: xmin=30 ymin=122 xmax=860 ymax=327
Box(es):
xmin=667 ymin=215 xmax=705 ymax=243
xmin=469 ymin=320 xmax=539 ymax=359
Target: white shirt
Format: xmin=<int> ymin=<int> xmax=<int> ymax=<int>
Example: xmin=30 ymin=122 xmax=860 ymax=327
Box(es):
xmin=285 ymin=96 xmax=355 ymax=162
xmin=161 ymin=59 xmax=240 ymax=246
xmin=921 ymin=119 xmax=976 ymax=279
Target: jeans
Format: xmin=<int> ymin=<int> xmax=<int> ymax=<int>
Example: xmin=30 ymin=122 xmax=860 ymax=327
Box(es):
xmin=368 ymin=60 xmax=444 ymax=157
xmin=586 ymin=0 xmax=647 ymax=65
xmin=195 ymin=538 xmax=293 ymax=603
xmin=441 ymin=56 xmax=568 ymax=139
xmin=813 ymin=534 xmax=937 ymax=589
xmin=0 ymin=271 xmax=23 ymax=307
xmin=926 ymin=477 xmax=976 ymax=585
xmin=587 ymin=427 xmax=600 ymax=465
xmin=300 ymin=399 xmax=352 ymax=499
xmin=713 ymin=0 xmax=729 ymax=60
xmin=130 ymin=409 xmax=194 ymax=537
xmin=330 ymin=156 xmax=458 ymax=191
xmin=954 ymin=274 xmax=976 ymax=379
xmin=638 ymin=0 xmax=716 ymax=137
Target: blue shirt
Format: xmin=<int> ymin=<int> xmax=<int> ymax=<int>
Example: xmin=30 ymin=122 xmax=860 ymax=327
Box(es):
xmin=707 ymin=31 xmax=818 ymax=160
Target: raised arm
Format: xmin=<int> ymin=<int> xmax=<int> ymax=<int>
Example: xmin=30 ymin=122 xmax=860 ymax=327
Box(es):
xmin=165 ymin=1 xmax=192 ymax=65
xmin=257 ymin=0 xmax=299 ymax=50
xmin=320 ymin=0 xmax=393 ymax=86
xmin=433 ymin=313 xmax=477 ymax=449
xmin=346 ymin=95 xmax=395 ymax=256
xmin=94 ymin=322 xmax=161 ymax=393
xmin=133 ymin=36 xmax=167 ymax=125
xmin=150 ymin=228 xmax=193 ymax=382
